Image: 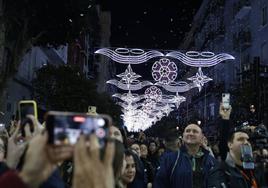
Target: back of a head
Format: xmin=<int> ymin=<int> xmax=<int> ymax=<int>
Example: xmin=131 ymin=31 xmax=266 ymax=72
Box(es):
xmin=113 ymin=139 xmax=125 ymax=179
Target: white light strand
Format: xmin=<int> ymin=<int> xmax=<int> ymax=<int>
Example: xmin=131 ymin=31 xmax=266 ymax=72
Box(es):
xmin=95 ymin=48 xmax=164 ymax=64
xmin=155 ymin=81 xmax=195 ymax=93
xmin=166 ymin=51 xmax=235 ymax=67
xmin=106 ymin=80 xmax=153 ymax=90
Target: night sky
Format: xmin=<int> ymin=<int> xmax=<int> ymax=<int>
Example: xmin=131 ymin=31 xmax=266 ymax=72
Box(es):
xmin=103 ymin=0 xmax=203 ymax=79
xmin=110 ymin=0 xmax=202 ymax=50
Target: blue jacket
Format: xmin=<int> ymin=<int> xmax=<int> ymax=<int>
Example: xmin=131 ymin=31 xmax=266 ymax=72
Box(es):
xmin=154 ymin=145 xmax=226 ymax=188
xmin=40 ymin=168 xmax=65 ymax=188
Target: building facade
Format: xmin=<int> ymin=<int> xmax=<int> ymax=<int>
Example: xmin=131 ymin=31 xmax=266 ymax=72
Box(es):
xmin=179 ymin=0 xmax=268 ymax=136
xmin=0 ymin=46 xmax=66 ymax=125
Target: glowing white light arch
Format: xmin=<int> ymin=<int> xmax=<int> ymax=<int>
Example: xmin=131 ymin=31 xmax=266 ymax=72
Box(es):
xmin=95 ymin=48 xmax=164 ymax=64
xmin=106 ymin=80 xmax=153 ymax=90
xmin=112 ymin=91 xmax=145 ymax=104
xmin=155 ymin=81 xmax=194 ymax=93
xmin=166 ymin=51 xmax=235 ymax=67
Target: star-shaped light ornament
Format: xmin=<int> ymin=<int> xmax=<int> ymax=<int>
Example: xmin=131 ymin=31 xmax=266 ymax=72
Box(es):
xmin=117 ymin=64 xmax=142 ymax=89
xmin=171 ymin=92 xmax=186 ymax=109
xmin=187 ymin=67 xmax=212 ymax=92
xmin=162 ymin=104 xmax=173 ymax=116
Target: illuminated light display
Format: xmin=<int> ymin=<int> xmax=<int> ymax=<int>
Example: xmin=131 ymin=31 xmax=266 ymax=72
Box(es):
xmin=95 ymin=48 xmax=164 ymax=64
xmin=152 ymin=58 xmax=178 ymax=85
xmin=106 ymin=80 xmax=153 ymax=90
xmin=95 ymin=48 xmax=235 ymax=131
xmin=170 ymin=92 xmax=186 ymax=109
xmin=187 ymin=67 xmax=213 ymax=92
xmin=166 ymin=51 xmax=235 ymax=67
xmin=155 ymin=81 xmax=194 ymax=93
xmin=144 ymin=86 xmax=163 ymax=102
xmin=112 ymin=91 xmax=145 ymax=104
xmin=116 ymin=64 xmax=141 ymax=89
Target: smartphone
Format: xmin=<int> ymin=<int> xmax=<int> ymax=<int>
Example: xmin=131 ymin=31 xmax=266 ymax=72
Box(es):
xmin=18 ymin=100 xmax=38 ymax=136
xmin=222 ymin=93 xmax=230 ymax=109
xmin=45 ymin=111 xmax=111 ymax=147
xmin=18 ymin=100 xmax=38 ymax=121
xmin=241 ymin=144 xmax=255 ymax=169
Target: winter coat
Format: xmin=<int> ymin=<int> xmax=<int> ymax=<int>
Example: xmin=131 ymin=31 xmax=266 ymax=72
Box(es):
xmin=154 ymin=145 xmax=226 ymax=188
xmin=221 ymin=152 xmax=267 ymax=188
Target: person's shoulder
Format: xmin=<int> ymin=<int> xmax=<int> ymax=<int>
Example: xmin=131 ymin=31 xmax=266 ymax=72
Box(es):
xmin=204 ymin=152 xmax=221 ymax=168
xmin=160 ymin=150 xmax=180 ymax=163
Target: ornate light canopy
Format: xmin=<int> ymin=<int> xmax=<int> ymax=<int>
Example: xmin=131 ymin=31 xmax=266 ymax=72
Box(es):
xmin=95 ymin=48 xmax=235 ymax=131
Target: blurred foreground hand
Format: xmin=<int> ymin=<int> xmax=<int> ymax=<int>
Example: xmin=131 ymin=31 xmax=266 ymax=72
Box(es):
xmin=73 ymin=135 xmax=115 ymax=188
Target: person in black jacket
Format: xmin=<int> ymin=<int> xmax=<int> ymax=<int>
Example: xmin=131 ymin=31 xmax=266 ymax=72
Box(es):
xmin=218 ymin=103 xmax=233 ymax=161
xmin=221 ymin=129 xmax=262 ymax=188
xmin=220 ymin=103 xmax=264 ymax=188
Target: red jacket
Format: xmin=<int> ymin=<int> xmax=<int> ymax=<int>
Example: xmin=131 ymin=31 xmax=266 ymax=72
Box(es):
xmin=0 ymin=170 xmax=28 ymax=188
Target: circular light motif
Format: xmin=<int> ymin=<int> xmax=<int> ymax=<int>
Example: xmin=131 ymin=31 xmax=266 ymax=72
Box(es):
xmin=200 ymin=51 xmax=215 ymax=58
xmin=130 ymin=48 xmax=145 ymax=55
xmin=115 ymin=48 xmax=129 ymax=54
xmin=152 ymin=58 xmax=178 ymax=85
xmin=144 ymin=86 xmax=162 ymax=102
xmin=186 ymin=51 xmax=200 ymax=57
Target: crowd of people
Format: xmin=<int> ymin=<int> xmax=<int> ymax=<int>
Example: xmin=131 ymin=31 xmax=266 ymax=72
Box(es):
xmin=0 ymin=103 xmax=267 ymax=188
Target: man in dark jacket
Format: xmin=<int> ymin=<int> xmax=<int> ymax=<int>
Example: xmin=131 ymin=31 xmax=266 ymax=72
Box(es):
xmin=220 ymin=104 xmax=267 ymax=188
xmin=154 ymin=123 xmax=226 ymax=188
xmin=221 ymin=128 xmax=266 ymax=188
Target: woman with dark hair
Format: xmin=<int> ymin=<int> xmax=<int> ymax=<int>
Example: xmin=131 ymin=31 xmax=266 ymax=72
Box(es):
xmin=113 ymin=139 xmax=126 ymax=188
xmin=120 ymin=150 xmax=137 ymax=188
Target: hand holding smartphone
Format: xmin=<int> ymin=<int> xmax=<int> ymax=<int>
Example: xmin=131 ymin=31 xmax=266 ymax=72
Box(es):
xmin=241 ymin=144 xmax=255 ymax=169
xmin=18 ymin=100 xmax=38 ymax=137
xmin=45 ymin=111 xmax=111 ymax=148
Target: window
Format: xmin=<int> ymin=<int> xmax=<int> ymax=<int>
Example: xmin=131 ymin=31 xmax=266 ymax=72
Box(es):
xmin=6 ymin=103 xmax=11 ymax=112
xmin=261 ymin=42 xmax=268 ymax=63
xmin=262 ymin=6 xmax=267 ymax=26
